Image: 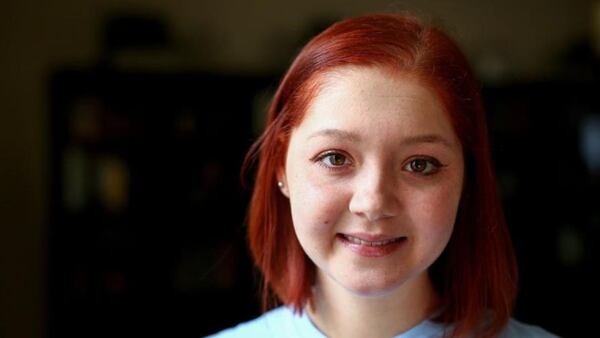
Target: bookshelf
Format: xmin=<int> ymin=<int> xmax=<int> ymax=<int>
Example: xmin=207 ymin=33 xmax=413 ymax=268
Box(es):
xmin=48 ymin=68 xmax=272 ymax=337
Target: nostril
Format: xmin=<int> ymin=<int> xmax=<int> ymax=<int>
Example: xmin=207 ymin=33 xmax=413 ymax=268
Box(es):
xmin=348 ymin=185 xmax=398 ymax=221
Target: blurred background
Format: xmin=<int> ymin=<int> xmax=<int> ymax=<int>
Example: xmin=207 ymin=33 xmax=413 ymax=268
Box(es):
xmin=1 ymin=0 xmax=599 ymax=337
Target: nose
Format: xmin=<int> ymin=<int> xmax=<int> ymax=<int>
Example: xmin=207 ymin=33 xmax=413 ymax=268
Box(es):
xmin=348 ymin=164 xmax=399 ymax=222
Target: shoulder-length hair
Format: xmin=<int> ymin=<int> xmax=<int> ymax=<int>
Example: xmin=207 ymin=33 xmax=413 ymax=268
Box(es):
xmin=242 ymin=13 xmax=517 ymax=338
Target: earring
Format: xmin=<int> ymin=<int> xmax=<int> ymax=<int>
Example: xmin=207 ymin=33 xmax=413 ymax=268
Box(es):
xmin=277 ymin=181 xmax=284 ymax=188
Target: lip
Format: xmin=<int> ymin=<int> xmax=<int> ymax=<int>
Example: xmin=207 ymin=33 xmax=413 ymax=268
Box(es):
xmin=337 ymin=233 xmax=407 ymax=257
xmin=342 ymin=232 xmax=401 ymax=242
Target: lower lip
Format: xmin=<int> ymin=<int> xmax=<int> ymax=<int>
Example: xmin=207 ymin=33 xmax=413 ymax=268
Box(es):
xmin=337 ymin=235 xmax=407 ymax=257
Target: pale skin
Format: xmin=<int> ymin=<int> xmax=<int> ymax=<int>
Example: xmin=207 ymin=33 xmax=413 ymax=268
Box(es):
xmin=279 ymin=66 xmax=465 ymax=338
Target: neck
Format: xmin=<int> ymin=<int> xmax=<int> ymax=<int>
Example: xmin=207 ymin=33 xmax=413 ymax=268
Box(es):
xmin=307 ymin=272 xmax=439 ymax=338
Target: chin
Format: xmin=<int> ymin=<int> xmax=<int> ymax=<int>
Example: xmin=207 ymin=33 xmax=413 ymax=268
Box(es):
xmin=342 ymin=276 xmax=407 ymax=298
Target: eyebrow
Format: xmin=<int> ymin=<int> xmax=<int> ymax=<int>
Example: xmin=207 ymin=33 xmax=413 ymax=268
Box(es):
xmin=401 ymin=134 xmax=453 ymax=148
xmin=307 ymin=129 xmax=361 ymax=142
xmin=307 ymin=128 xmax=453 ymax=148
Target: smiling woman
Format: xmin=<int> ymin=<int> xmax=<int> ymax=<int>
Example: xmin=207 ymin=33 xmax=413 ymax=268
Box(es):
xmin=206 ymin=13 xmax=559 ymax=338
xmin=281 ymin=68 xmax=464 ymax=305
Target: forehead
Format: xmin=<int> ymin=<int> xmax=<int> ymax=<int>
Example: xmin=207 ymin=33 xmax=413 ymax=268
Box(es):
xmin=294 ymin=66 xmax=457 ymax=142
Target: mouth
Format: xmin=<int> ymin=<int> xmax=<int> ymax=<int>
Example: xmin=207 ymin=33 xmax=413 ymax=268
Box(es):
xmin=340 ymin=234 xmax=404 ymax=246
xmin=337 ymin=233 xmax=407 ymax=257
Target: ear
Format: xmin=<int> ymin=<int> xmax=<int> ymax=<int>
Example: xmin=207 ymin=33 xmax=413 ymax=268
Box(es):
xmin=277 ymin=170 xmax=290 ymax=198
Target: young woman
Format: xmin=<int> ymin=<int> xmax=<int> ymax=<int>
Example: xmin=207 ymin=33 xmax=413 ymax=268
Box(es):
xmin=207 ymin=13 xmax=559 ymax=338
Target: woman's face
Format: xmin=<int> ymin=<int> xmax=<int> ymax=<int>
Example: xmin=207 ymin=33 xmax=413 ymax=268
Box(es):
xmin=280 ymin=67 xmax=464 ymax=296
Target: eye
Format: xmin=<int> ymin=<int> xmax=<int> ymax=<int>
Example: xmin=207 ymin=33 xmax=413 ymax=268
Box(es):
xmin=314 ymin=151 xmax=352 ymax=170
xmin=403 ymin=156 xmax=443 ymax=176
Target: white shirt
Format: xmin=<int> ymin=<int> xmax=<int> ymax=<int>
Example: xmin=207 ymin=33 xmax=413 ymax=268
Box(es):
xmin=205 ymin=306 xmax=560 ymax=338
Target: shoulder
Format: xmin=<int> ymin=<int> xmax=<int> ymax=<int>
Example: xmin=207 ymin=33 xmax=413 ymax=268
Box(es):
xmin=395 ymin=318 xmax=561 ymax=338
xmin=204 ymin=307 xmax=289 ymax=338
xmin=499 ymin=318 xmax=561 ymax=338
xmin=204 ymin=306 xmax=323 ymax=338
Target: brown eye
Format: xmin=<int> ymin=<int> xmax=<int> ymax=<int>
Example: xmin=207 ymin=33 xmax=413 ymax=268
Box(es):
xmin=410 ymin=159 xmax=428 ymax=172
xmin=325 ymin=153 xmax=347 ymax=166
xmin=404 ymin=157 xmax=442 ymax=176
xmin=314 ymin=151 xmax=352 ymax=171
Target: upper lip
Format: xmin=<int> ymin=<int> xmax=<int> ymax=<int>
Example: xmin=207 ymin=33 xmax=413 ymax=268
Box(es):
xmin=340 ymin=232 xmax=405 ymax=241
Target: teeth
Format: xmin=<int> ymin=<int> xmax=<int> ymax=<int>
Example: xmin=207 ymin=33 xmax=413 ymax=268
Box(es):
xmin=344 ymin=235 xmax=401 ymax=247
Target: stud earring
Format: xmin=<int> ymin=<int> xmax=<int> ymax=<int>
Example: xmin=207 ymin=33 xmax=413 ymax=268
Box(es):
xmin=277 ymin=181 xmax=284 ymax=188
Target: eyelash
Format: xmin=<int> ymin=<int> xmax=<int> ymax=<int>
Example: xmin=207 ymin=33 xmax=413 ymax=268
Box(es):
xmin=313 ymin=150 xmax=353 ymax=171
xmin=312 ymin=151 xmax=445 ymax=176
xmin=403 ymin=156 xmax=445 ymax=176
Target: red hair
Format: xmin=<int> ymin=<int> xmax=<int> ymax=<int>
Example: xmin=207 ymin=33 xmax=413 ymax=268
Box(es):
xmin=242 ymin=13 xmax=517 ymax=338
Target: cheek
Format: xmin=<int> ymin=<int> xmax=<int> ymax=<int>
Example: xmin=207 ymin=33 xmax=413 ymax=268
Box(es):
xmin=411 ymin=181 xmax=462 ymax=239
xmin=288 ymin=171 xmax=349 ymax=237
